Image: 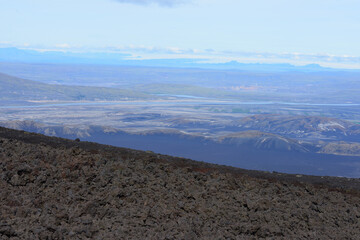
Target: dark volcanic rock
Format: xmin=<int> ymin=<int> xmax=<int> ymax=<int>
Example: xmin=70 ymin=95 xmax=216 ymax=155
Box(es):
xmin=0 ymin=127 xmax=360 ymax=239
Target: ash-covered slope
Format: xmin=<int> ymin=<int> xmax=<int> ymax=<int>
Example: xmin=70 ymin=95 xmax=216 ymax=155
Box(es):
xmin=0 ymin=127 xmax=360 ymax=239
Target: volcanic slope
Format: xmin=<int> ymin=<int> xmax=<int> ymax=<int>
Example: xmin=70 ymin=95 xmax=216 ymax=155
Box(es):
xmin=0 ymin=127 xmax=360 ymax=239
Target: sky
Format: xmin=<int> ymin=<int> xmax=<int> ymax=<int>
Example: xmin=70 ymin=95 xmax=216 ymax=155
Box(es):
xmin=1 ymin=0 xmax=360 ymax=68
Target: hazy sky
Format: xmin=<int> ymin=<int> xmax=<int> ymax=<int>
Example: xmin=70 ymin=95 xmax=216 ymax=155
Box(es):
xmin=1 ymin=0 xmax=360 ymax=68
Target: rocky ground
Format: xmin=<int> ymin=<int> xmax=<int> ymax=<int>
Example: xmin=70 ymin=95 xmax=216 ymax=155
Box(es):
xmin=0 ymin=127 xmax=360 ymax=239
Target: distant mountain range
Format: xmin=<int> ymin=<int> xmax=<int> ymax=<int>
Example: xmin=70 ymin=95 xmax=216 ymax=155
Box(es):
xmin=0 ymin=47 xmax=130 ymax=65
xmin=0 ymin=47 xmax=346 ymax=72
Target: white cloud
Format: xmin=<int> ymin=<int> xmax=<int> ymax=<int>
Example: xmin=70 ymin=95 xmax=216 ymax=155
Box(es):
xmin=123 ymin=46 xmax=360 ymax=64
xmin=3 ymin=43 xmax=360 ymax=69
xmin=113 ymin=0 xmax=192 ymax=7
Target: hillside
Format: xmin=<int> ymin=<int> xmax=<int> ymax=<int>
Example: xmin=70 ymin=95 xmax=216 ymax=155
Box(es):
xmin=0 ymin=127 xmax=359 ymax=239
xmin=217 ymin=131 xmax=309 ymax=153
xmin=1 ymin=120 xmax=360 ymax=177
xmin=233 ymin=114 xmax=360 ymax=141
xmin=319 ymin=141 xmax=360 ymax=156
xmin=0 ymin=72 xmax=154 ymax=101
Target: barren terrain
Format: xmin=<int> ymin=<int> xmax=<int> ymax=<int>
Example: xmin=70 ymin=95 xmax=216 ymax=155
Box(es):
xmin=1 ymin=127 xmax=360 ymax=239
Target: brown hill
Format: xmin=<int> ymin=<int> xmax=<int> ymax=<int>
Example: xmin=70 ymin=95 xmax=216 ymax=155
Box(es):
xmin=0 ymin=127 xmax=360 ymax=239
